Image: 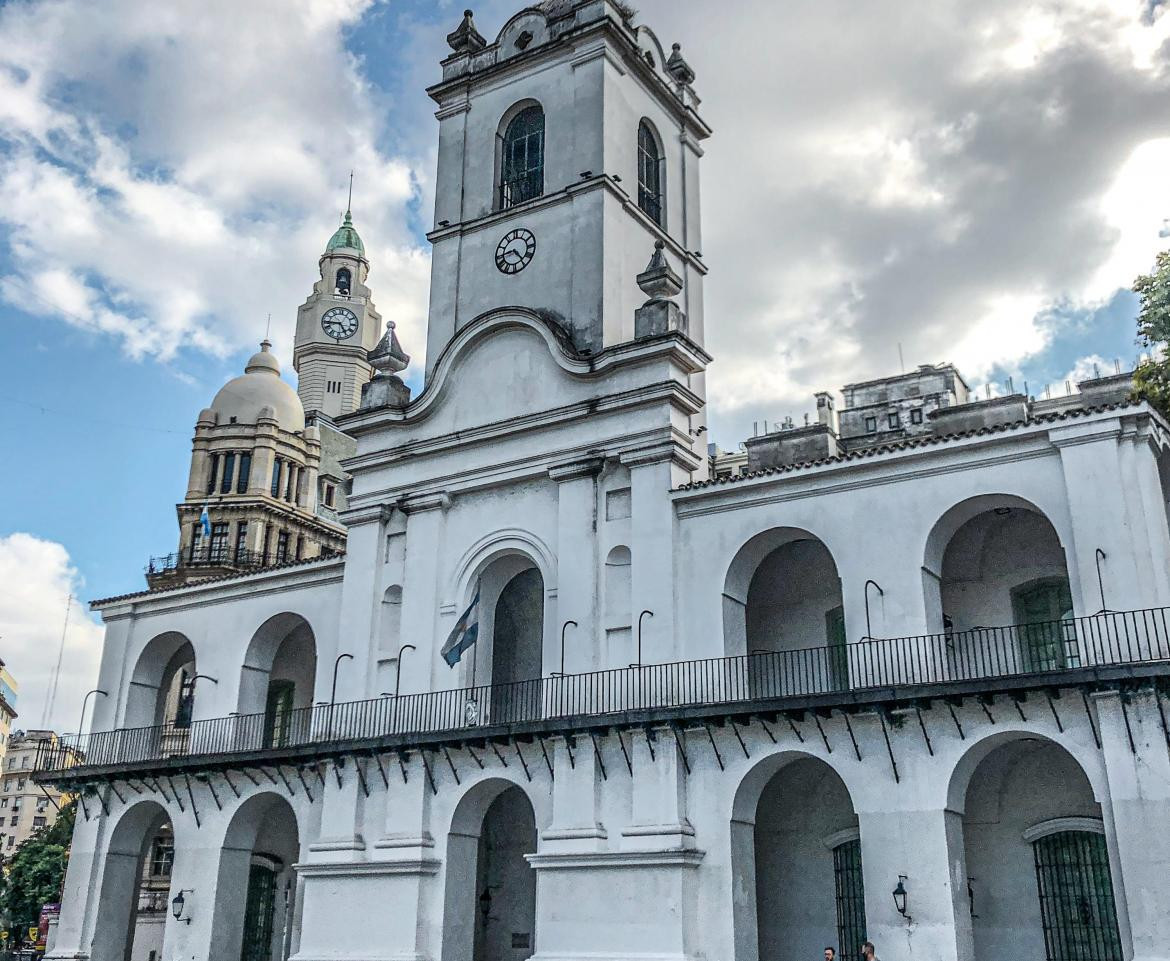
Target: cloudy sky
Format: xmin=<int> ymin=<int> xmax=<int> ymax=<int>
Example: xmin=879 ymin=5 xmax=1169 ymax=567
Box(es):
xmin=0 ymin=0 xmax=1167 ymax=730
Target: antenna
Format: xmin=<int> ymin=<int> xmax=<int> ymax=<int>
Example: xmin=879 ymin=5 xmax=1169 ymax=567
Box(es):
xmin=347 ymin=170 xmax=354 ymax=215
xmin=265 ymin=313 xmax=272 ymax=340
xmin=897 ymin=342 xmax=905 ymax=374
xmin=41 ymin=591 xmax=71 ymax=727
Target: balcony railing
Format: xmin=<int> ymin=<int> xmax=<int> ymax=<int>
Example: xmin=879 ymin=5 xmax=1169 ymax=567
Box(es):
xmin=146 ymin=548 xmax=272 ymax=576
xmin=36 ymin=608 xmax=1170 ymax=775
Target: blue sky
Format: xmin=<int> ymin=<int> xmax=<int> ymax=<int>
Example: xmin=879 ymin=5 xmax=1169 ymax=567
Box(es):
xmin=0 ymin=0 xmax=1167 ymax=730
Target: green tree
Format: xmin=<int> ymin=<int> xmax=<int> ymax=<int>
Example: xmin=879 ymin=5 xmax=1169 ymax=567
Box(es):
xmin=1132 ymin=249 xmax=1170 ymax=418
xmin=0 ymin=801 xmax=76 ymax=936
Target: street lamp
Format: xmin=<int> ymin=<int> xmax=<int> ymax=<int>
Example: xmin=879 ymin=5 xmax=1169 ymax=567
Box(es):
xmin=76 ymin=689 xmax=108 ymax=743
xmin=554 ymin=621 xmax=578 ymax=676
xmin=892 ymin=876 xmax=910 ymax=921
xmin=863 ymin=580 xmax=885 ymax=640
xmin=630 ymin=610 xmax=654 ymax=668
xmin=171 ymin=889 xmax=192 ymax=924
xmin=330 ymin=653 xmax=354 ymax=706
xmin=379 ymin=644 xmax=417 ymax=700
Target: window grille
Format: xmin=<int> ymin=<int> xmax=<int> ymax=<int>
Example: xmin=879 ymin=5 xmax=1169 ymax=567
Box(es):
xmin=637 ymin=121 xmax=663 ymax=225
xmin=833 ymin=838 xmax=867 ymax=956
xmin=235 ymin=522 xmax=249 ymax=563
xmin=1032 ymin=830 xmax=1122 ymax=961
xmin=276 ymin=531 xmax=290 ymax=563
xmin=499 ymin=105 xmax=545 ymax=208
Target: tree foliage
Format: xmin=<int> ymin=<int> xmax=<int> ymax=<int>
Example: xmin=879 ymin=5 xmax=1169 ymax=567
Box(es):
xmin=1132 ymin=249 xmax=1170 ymax=418
xmin=0 ymin=801 xmax=76 ymax=933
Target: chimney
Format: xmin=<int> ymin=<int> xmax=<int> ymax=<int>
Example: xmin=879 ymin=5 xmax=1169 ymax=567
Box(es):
xmin=815 ymin=391 xmax=838 ymax=434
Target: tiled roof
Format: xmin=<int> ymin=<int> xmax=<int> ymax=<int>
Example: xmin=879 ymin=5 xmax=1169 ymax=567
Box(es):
xmin=679 ymin=401 xmax=1142 ymax=493
xmin=90 ymin=553 xmax=346 ymax=609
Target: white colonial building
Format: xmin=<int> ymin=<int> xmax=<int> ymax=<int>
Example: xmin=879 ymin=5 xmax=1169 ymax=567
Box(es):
xmin=39 ymin=4 xmax=1170 ymax=961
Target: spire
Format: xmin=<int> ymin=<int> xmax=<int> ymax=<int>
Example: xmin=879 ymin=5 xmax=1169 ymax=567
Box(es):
xmin=346 ymin=170 xmax=354 ymax=218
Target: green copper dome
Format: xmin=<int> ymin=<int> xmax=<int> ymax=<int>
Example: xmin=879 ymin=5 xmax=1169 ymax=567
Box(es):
xmin=326 ymin=210 xmax=364 ymax=256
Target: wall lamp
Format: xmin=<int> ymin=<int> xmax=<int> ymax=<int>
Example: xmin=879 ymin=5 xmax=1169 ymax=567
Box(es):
xmin=171 ymin=889 xmax=192 ymax=924
xmin=892 ymin=876 xmax=911 ymax=922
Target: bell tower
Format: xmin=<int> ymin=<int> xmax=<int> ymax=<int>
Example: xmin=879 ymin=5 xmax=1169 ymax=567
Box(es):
xmin=293 ymin=206 xmax=383 ymax=418
xmin=424 ymin=4 xmax=711 ymax=376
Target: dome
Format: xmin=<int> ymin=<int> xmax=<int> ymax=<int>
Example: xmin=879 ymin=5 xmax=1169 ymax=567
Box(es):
xmin=326 ymin=210 xmax=365 ymax=257
xmin=210 ymin=340 xmax=305 ymax=431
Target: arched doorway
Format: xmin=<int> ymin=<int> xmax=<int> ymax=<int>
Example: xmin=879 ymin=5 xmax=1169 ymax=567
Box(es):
xmin=443 ymin=779 xmax=538 ymax=961
xmin=725 ymin=529 xmax=846 ymax=696
xmin=460 ymin=552 xmax=544 ymax=724
xmin=955 ymin=736 xmax=1123 ymax=961
xmin=91 ymin=801 xmax=176 ymax=961
xmin=210 ymin=793 xmax=302 ymax=961
xmin=123 ymin=633 xmax=198 ymax=761
xmin=925 ymin=497 xmax=1077 ymax=677
xmin=239 ymin=614 xmax=317 ymax=749
xmin=731 ymin=755 xmax=864 ymax=961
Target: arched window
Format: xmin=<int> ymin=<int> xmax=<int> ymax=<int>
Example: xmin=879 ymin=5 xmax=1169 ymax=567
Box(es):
xmin=500 ymin=104 xmax=545 ymax=209
xmin=335 ymin=267 xmax=351 ymax=295
xmin=637 ymin=120 xmax=663 ymax=225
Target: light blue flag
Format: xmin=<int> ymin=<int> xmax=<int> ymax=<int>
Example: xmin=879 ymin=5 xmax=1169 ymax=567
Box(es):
xmin=441 ymin=588 xmax=480 ymax=666
xmin=199 ymin=503 xmax=211 ymax=538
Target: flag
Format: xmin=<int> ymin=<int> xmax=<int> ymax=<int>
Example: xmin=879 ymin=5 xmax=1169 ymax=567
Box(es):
xmin=441 ymin=587 xmax=480 ymax=666
xmin=199 ymin=503 xmax=211 ymax=538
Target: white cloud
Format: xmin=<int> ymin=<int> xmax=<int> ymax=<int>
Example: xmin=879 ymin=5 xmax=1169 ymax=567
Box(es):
xmin=0 ymin=0 xmax=431 ymax=370
xmin=0 ymin=534 xmax=104 ymax=735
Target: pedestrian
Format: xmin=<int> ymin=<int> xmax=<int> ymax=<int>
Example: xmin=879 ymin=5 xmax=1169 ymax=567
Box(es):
xmin=861 ymin=941 xmax=878 ymax=961
xmin=824 ymin=948 xmax=836 ymax=961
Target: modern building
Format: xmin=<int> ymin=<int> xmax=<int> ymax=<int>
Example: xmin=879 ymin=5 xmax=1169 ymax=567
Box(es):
xmin=0 ymin=661 xmax=17 ymax=795
xmin=0 ymin=730 xmax=79 ymax=856
xmin=37 ymin=5 xmax=1170 ymax=961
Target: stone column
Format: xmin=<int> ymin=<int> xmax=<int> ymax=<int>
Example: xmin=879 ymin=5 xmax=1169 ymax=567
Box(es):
xmin=1094 ymin=690 xmax=1170 ymax=961
xmin=855 ymin=803 xmax=972 ymax=961
xmin=399 ymin=494 xmax=449 ymax=696
xmin=549 ymin=460 xmax=602 ymax=674
xmin=543 ymin=735 xmax=606 ymax=853
xmin=1053 ymin=422 xmax=1154 ymax=615
xmin=623 ymin=455 xmax=677 ymax=666
xmin=185 ymin=411 xmax=216 ymax=500
xmin=249 ymin=414 xmax=279 ymax=497
xmin=622 ymin=727 xmax=694 ymax=852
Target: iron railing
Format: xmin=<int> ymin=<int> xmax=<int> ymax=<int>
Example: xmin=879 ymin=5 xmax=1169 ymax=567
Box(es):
xmin=498 ymin=171 xmax=543 ymax=209
xmin=37 ymin=608 xmax=1170 ymax=774
xmin=146 ymin=549 xmax=271 ymax=576
xmin=136 ymin=889 xmax=171 ymax=915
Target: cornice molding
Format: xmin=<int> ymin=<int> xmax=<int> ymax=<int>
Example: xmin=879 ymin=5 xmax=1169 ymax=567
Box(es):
xmin=525 ymin=848 xmax=705 ymax=871
xmin=293 ymin=858 xmax=441 ymax=877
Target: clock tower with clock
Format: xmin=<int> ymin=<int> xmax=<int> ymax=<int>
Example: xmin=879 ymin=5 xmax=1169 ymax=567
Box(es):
xmin=293 ymin=207 xmax=383 ymax=418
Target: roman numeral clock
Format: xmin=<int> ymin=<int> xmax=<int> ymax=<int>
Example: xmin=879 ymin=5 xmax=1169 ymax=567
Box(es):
xmin=321 ymin=305 xmax=360 ymax=340
xmin=495 ymin=228 xmax=536 ymax=275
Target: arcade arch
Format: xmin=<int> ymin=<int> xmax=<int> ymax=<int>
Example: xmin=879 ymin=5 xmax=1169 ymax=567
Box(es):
xmin=209 ymin=793 xmax=303 ymax=961
xmin=442 ymin=778 xmax=539 ymax=961
xmin=924 ymin=496 xmax=1076 ymax=675
xmin=90 ymin=800 xmax=176 ymax=961
xmin=724 ymin=529 xmax=846 ymax=695
xmin=731 ymin=753 xmax=864 ymax=961
xmin=238 ymin=614 xmax=317 ymax=749
xmin=951 ymin=734 xmax=1123 ymax=961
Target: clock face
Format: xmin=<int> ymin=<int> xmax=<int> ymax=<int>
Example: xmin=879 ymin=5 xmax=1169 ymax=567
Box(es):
xmin=495 ymin=228 xmax=536 ymax=274
xmin=321 ymin=306 xmax=359 ymax=340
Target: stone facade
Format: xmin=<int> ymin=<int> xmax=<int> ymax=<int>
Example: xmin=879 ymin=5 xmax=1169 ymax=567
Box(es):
xmin=0 ymin=730 xmax=78 ymax=857
xmin=40 ymin=5 xmax=1170 ymax=961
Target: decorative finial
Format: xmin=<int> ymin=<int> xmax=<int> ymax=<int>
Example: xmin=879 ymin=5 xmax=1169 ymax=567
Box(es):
xmin=259 ymin=338 xmax=272 ymax=352
xmin=346 ymin=170 xmax=354 ymax=218
xmin=633 ymin=239 xmax=687 ymax=339
xmin=265 ymin=312 xmax=271 ymax=340
xmin=447 ymin=8 xmax=486 ymax=54
xmin=666 ymin=42 xmax=696 ymax=85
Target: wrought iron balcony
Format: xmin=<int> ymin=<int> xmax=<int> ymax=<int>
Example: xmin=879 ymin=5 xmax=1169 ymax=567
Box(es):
xmin=145 ymin=548 xmax=273 ymax=576
xmin=35 ymin=608 xmax=1170 ymax=779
